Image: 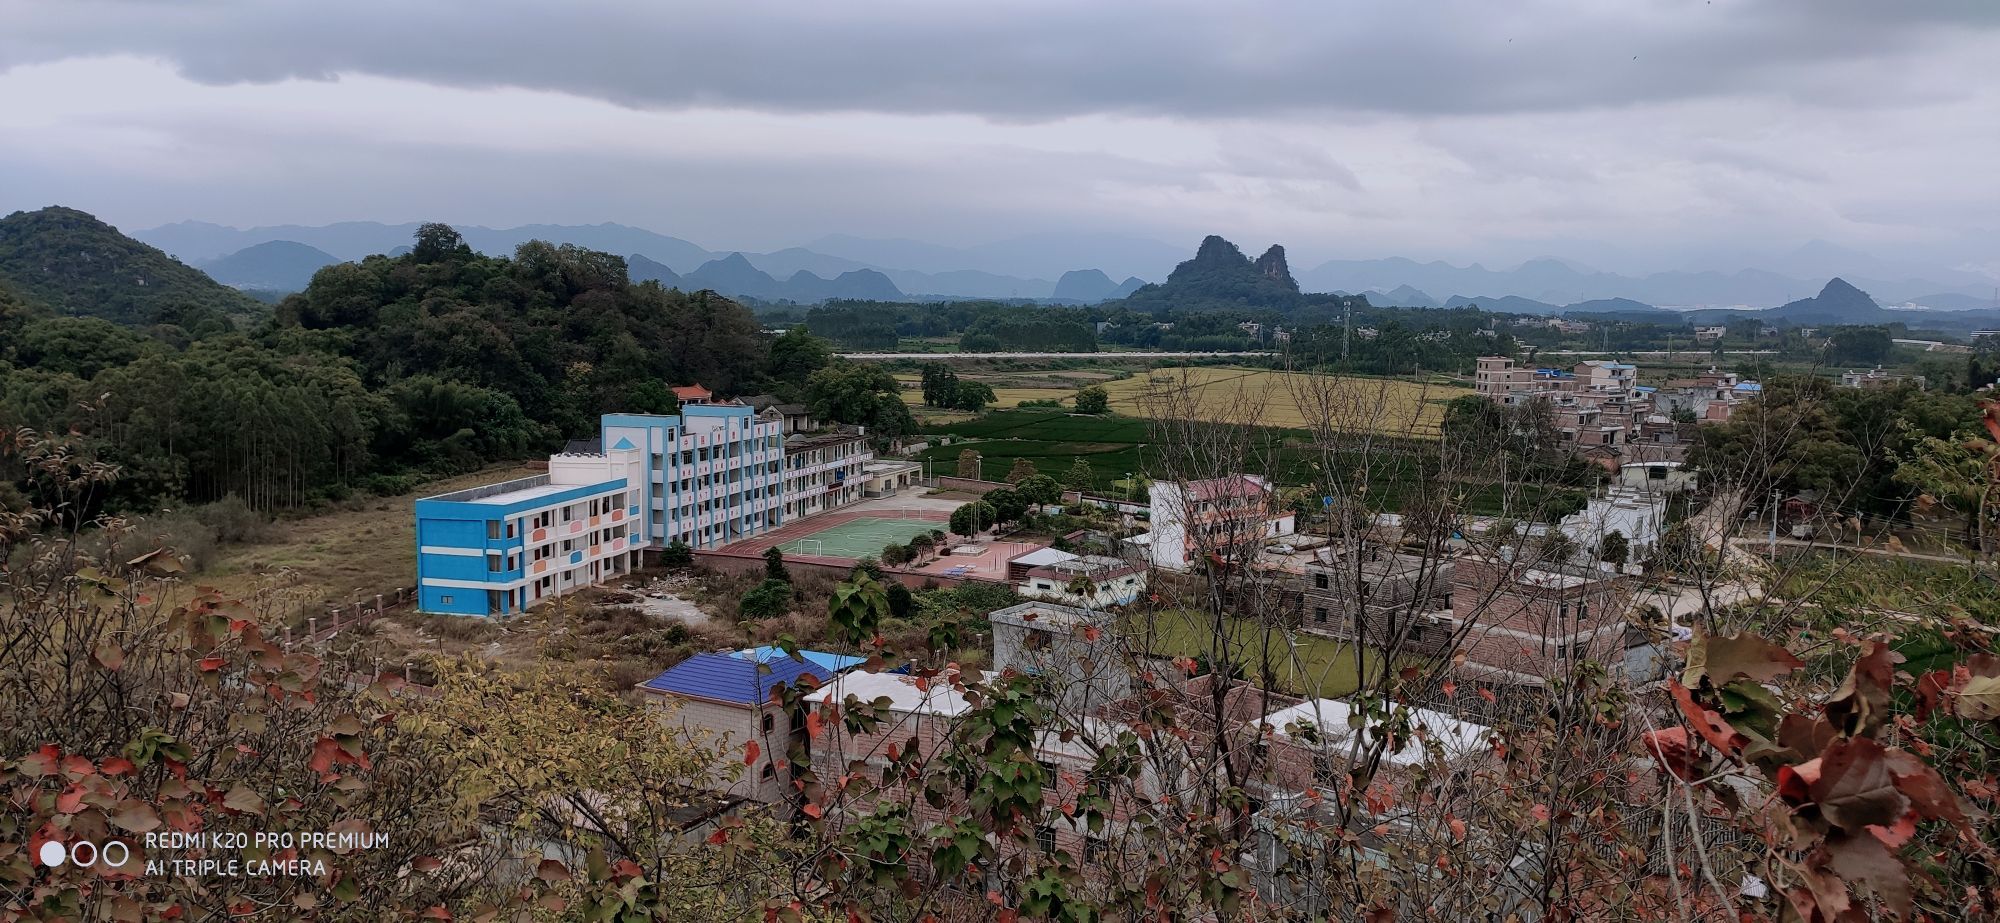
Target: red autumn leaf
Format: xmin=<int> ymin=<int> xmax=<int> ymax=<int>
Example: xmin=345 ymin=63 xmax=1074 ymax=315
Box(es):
xmin=1913 ymin=669 xmax=1955 ymax=720
xmin=1476 ymin=687 xmax=1496 ymax=703
xmin=93 ymin=642 xmax=126 ymax=672
xmin=535 ymin=859 xmax=570 ymax=882
xmin=1811 ymin=738 xmax=1906 ymax=831
xmin=420 ymin=907 xmax=453 ymax=921
xmin=805 ymin=710 xmax=824 ymax=739
xmin=1447 ymin=816 xmax=1466 ymax=841
xmin=197 ymin=656 xmax=226 ymax=672
xmin=100 ymin=756 xmax=136 ymax=777
xmin=412 ymin=855 xmax=444 ymax=873
xmin=1530 ymin=803 xmax=1550 ymax=822
xmin=743 ymin=739 xmax=761 ymax=766
xmin=22 ymin=745 xmax=62 ymax=777
xmin=1641 ymin=727 xmax=1698 ymax=782
xmin=1441 ymin=680 xmax=1456 ymax=698
xmin=1669 ymin=679 xmax=1745 ymax=756
xmin=800 ymin=802 xmax=823 ymax=819
xmin=1081 ymin=625 xmax=1101 ymax=642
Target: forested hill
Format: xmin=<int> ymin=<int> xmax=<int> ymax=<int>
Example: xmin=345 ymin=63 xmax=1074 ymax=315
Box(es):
xmin=1116 ymin=234 xmax=1366 ymax=314
xmin=0 ymin=221 xmax=883 ymax=518
xmin=0 ymin=206 xmax=267 ymax=328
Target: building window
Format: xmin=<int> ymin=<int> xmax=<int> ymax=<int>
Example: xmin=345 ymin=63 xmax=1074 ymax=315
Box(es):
xmin=439 ymin=595 xmax=454 ymax=605
xmin=1035 ymin=825 xmax=1057 ymax=855
xmin=487 ymin=520 xmax=502 ymax=539
xmin=761 ymin=712 xmax=776 ymax=734
xmin=760 ymin=763 xmax=776 ymax=781
xmin=1025 ymin=629 xmax=1052 ymax=651
xmin=1314 ymin=607 xmax=1328 ymax=624
xmin=1313 ymin=573 xmax=1328 ymax=589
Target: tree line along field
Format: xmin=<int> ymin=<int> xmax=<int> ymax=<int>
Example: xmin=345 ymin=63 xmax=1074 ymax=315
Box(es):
xmin=1095 ymin=366 xmax=1471 ymax=435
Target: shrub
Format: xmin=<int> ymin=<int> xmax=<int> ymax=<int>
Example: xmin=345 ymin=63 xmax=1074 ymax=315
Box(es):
xmin=661 ymin=539 xmax=693 ymax=567
xmin=881 ymin=543 xmax=912 ymax=566
xmin=763 ymin=546 xmax=789 ymax=581
xmin=739 ymin=579 xmax=794 ymax=620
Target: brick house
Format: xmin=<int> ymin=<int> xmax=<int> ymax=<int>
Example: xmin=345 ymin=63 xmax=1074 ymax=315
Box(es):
xmin=637 ymin=651 xmax=827 ymax=804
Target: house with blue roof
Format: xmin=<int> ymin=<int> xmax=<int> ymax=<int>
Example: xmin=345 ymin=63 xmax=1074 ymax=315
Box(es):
xmin=731 ymin=646 xmax=869 ymax=676
xmin=638 ymin=652 xmax=828 ymax=804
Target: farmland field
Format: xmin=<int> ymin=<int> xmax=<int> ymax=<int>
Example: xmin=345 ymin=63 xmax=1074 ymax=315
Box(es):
xmin=1097 ymin=367 xmax=1471 ymax=435
xmin=1123 ymin=609 xmax=1386 ymax=698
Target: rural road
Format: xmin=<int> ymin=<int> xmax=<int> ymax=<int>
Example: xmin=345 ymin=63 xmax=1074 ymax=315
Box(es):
xmin=836 ymin=351 xmax=1276 ymax=360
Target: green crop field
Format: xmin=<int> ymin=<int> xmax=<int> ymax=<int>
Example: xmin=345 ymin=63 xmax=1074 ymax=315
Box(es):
xmin=918 ymin=410 xmax=1581 ymax=518
xmin=1122 ymin=609 xmax=1386 ymax=698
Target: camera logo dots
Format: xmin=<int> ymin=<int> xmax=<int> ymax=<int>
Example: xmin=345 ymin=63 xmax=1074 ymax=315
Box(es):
xmin=37 ymin=839 xmax=131 ymax=869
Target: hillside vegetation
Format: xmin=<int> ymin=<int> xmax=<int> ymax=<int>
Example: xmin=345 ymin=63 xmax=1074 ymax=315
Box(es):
xmin=0 ymin=206 xmax=266 ymax=327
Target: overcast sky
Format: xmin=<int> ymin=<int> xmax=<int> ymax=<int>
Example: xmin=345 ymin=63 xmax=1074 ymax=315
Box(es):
xmin=2 ymin=0 xmax=1997 ymax=276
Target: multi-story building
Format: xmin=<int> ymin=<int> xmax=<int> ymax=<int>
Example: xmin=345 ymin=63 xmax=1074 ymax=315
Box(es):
xmin=413 ymin=448 xmax=647 ymax=617
xmin=1448 ymin=556 xmax=1635 ymax=686
xmin=419 ymin=393 xmax=798 ymax=616
xmin=1144 ymin=475 xmax=1297 ymax=572
xmin=782 ymin=430 xmax=873 ymax=519
xmin=1298 ymin=547 xmax=1456 ymax=654
xmin=602 ymin=402 xmax=788 ymax=551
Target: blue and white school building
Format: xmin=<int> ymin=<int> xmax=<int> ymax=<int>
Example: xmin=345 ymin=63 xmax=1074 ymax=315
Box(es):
xmin=416 ymin=396 xmax=884 ymax=617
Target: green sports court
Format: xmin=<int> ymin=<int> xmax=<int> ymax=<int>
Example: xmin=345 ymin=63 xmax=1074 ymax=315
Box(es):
xmin=771 ymin=515 xmax=948 ymax=559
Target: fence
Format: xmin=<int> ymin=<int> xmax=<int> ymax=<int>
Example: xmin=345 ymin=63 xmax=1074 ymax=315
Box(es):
xmin=687 ymin=548 xmax=996 ymax=590
xmin=280 ymin=587 xmax=414 ymax=650
xmin=934 ymin=476 xmax=1011 ymax=496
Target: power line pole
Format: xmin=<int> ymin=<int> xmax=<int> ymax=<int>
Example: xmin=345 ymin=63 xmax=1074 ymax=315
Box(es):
xmin=1342 ymin=301 xmax=1351 ymax=361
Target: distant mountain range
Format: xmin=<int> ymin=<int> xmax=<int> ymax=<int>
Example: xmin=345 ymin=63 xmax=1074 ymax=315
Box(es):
xmin=134 ymin=220 xmax=1146 ymax=303
xmin=130 ymin=218 xmax=1998 ymax=311
xmin=198 ymin=240 xmax=340 ymax=291
xmin=1304 ymin=251 xmax=1995 ymax=311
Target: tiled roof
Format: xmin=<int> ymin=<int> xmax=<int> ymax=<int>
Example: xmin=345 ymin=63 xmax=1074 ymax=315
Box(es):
xmin=732 ymin=645 xmax=866 ymax=675
xmin=639 ymin=652 xmax=823 ymax=706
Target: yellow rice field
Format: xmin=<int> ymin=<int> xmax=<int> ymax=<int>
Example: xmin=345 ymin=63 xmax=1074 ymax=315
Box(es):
xmin=1097 ymin=367 xmax=1470 ymax=435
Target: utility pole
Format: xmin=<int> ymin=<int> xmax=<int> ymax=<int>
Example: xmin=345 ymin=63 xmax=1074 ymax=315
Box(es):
xmin=1342 ymin=301 xmax=1351 ymax=362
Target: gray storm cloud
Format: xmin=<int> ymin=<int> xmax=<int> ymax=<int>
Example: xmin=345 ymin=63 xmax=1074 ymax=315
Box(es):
xmin=3 ymin=0 xmax=1997 ymax=119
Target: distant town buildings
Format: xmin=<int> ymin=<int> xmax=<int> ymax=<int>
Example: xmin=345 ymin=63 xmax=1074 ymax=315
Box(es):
xmin=1476 ymin=356 xmax=1759 ymax=466
xmin=1841 ymin=366 xmax=1927 ymax=391
xmin=1692 ymin=326 xmax=1727 ymax=343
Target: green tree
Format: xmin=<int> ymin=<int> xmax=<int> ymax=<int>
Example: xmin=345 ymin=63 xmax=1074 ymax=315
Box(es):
xmin=767 ymin=327 xmax=833 ymax=389
xmin=803 ymin=362 xmax=915 ymax=443
xmin=920 ymin=363 xmax=960 ymax=407
xmin=763 ymin=546 xmax=790 ymax=582
xmin=1063 ymin=456 xmax=1095 ymax=491
xmin=984 ymin=487 xmax=1029 ymax=524
xmin=739 ymin=578 xmax=793 ymax=619
xmin=880 ymin=543 xmax=912 ymax=566
xmin=1598 ymin=530 xmax=1630 ymax=568
xmin=1005 ymin=457 xmax=1038 ymax=484
xmin=950 ymin=500 xmax=996 ymax=536
xmin=1015 ymin=473 xmax=1063 ymax=505
xmin=950 ymin=380 xmax=997 ymax=412
xmin=1074 ymin=385 xmax=1109 ymax=415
